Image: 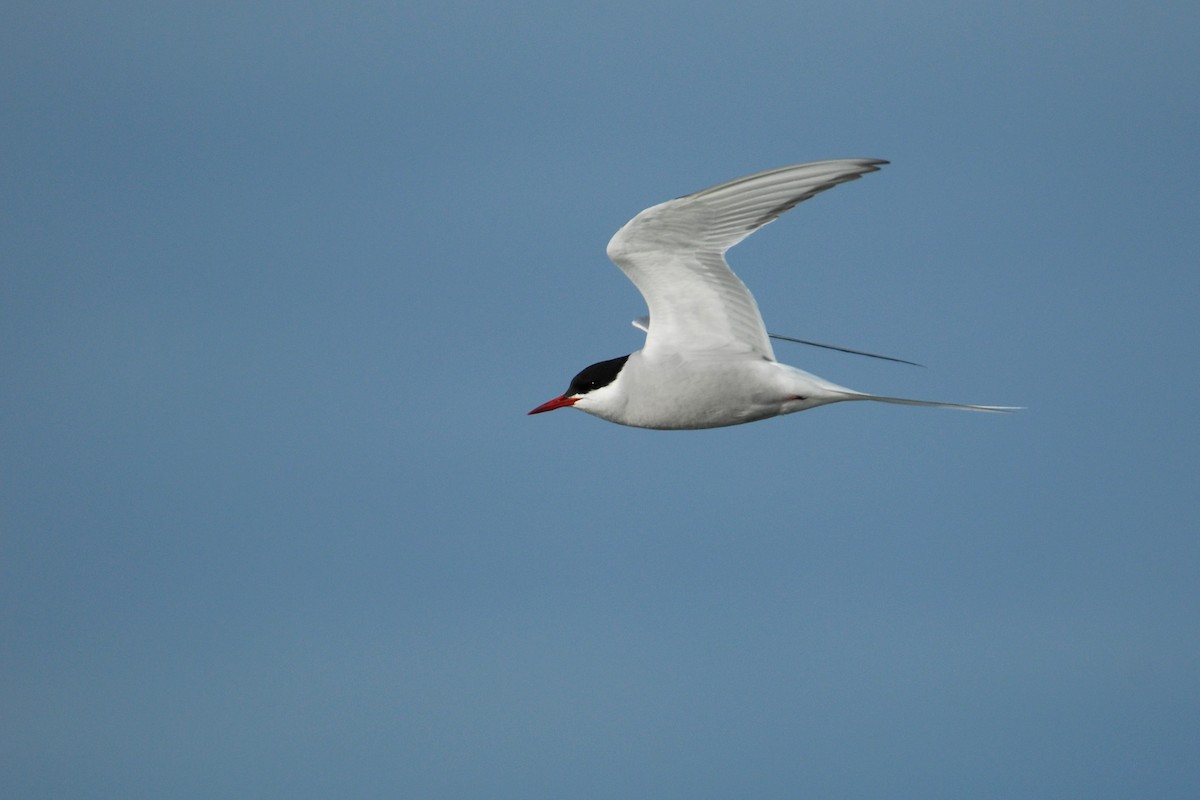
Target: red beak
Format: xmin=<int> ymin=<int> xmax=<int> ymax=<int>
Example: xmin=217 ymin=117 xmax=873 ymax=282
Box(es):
xmin=528 ymin=395 xmax=578 ymax=415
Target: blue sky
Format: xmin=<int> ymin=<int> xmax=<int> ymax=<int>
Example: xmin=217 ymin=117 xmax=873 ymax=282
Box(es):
xmin=3 ymin=2 xmax=1198 ymax=797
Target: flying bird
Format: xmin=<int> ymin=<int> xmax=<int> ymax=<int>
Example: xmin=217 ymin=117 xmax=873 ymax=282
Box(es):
xmin=530 ymin=159 xmax=1018 ymax=429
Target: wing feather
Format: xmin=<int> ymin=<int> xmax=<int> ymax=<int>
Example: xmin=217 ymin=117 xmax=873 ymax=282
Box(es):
xmin=606 ymin=159 xmax=887 ymax=359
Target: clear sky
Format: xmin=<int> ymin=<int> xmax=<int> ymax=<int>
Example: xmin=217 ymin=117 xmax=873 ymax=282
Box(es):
xmin=3 ymin=2 xmax=1198 ymax=798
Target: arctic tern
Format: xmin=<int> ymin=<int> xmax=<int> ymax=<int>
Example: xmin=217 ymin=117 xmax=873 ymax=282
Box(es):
xmin=530 ymin=159 xmax=1018 ymax=429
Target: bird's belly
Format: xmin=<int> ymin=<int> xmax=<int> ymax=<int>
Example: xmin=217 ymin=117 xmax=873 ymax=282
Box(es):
xmin=615 ymin=360 xmax=787 ymax=429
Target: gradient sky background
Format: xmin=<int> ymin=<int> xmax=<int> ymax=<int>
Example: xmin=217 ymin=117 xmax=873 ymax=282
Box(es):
xmin=4 ymin=2 xmax=1198 ymax=798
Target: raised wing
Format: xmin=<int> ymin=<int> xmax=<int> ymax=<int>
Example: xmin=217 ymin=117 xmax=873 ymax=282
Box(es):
xmin=606 ymin=159 xmax=887 ymax=359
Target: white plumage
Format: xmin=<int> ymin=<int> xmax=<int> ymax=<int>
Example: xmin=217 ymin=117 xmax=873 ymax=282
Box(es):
xmin=531 ymin=160 xmax=1019 ymax=429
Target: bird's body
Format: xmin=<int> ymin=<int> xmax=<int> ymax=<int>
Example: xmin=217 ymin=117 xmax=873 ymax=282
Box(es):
xmin=530 ymin=159 xmax=1017 ymax=429
xmin=573 ymin=352 xmax=847 ymax=430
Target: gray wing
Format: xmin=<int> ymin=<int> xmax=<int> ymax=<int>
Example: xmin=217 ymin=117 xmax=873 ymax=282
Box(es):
xmin=606 ymin=159 xmax=887 ymax=359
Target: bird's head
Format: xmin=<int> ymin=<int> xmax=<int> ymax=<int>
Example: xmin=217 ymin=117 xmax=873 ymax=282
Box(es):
xmin=529 ymin=354 xmax=630 ymax=416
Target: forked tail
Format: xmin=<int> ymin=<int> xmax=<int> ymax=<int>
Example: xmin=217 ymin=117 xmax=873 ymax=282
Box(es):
xmin=846 ymin=392 xmax=1021 ymax=413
